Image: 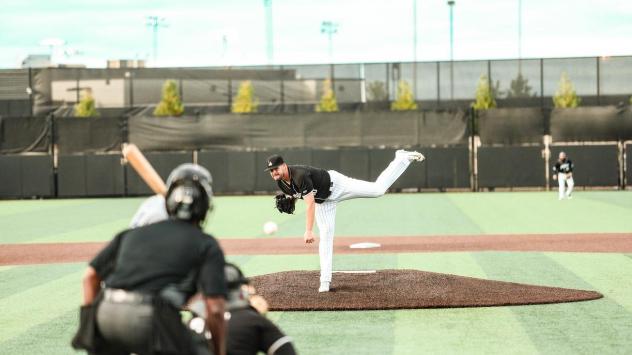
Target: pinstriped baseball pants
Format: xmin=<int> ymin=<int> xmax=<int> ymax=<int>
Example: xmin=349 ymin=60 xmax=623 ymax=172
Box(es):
xmin=315 ymin=154 xmax=412 ymax=283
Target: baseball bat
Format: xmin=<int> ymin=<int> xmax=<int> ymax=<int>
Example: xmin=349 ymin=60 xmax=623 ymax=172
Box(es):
xmin=122 ymin=143 xmax=167 ymax=196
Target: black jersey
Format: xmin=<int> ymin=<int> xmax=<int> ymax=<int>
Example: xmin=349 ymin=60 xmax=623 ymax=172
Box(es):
xmin=277 ymin=165 xmax=331 ymax=203
xmin=227 ymin=306 xmax=296 ymax=355
xmin=553 ymin=159 xmax=573 ymax=174
xmin=90 ymin=219 xmax=227 ymax=298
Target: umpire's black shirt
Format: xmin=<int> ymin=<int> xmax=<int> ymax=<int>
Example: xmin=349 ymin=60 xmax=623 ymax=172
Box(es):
xmin=227 ymin=306 xmax=296 ymax=355
xmin=90 ymin=219 xmax=227 ymax=298
xmin=277 ymin=165 xmax=331 ymax=203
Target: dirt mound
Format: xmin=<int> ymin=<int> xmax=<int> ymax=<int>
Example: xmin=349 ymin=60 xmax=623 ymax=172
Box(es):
xmin=251 ymin=270 xmax=602 ymax=311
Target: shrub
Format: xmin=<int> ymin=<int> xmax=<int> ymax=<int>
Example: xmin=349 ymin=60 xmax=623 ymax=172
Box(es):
xmin=471 ymin=74 xmax=497 ymax=110
xmin=390 ymin=80 xmax=417 ymax=111
xmin=154 ymin=80 xmax=184 ymax=116
xmin=316 ymin=78 xmax=339 ymax=112
xmin=74 ymin=88 xmax=99 ymax=117
xmin=553 ymin=72 xmax=581 ymax=108
xmin=232 ymin=80 xmax=259 ymax=113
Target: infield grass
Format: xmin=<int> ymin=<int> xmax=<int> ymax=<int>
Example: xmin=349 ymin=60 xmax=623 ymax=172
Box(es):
xmin=1 ymin=191 xmax=632 ymax=354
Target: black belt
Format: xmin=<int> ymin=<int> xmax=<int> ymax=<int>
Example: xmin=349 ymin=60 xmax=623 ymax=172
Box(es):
xmin=103 ymin=288 xmax=153 ymax=304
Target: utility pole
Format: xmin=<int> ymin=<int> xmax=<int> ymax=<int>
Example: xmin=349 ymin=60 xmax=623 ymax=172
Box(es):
xmin=264 ymin=0 xmax=274 ymax=65
xmin=146 ymin=16 xmax=167 ymax=66
xmin=321 ymin=21 xmax=339 ymax=63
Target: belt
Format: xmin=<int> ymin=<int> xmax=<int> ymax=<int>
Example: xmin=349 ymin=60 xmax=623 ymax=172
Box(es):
xmin=103 ymin=288 xmax=153 ymax=304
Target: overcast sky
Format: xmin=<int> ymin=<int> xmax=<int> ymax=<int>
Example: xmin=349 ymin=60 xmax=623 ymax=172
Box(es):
xmin=1 ymin=0 xmax=631 ymax=68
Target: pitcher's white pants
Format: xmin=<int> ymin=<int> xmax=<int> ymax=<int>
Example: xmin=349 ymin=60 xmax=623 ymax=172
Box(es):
xmin=315 ymin=154 xmax=412 ymax=283
xmin=557 ymin=173 xmax=574 ymax=200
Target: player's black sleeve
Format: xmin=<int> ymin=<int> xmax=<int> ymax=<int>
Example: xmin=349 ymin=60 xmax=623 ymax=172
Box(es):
xmin=198 ymin=238 xmax=227 ymax=297
xmin=568 ymin=160 xmax=574 ymax=172
xmin=89 ymin=231 xmax=126 ymax=278
xmin=552 ymin=162 xmax=560 ymax=173
xmin=258 ymin=315 xmax=296 ymax=355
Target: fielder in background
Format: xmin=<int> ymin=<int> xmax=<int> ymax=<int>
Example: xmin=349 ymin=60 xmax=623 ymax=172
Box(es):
xmin=552 ymin=151 xmax=574 ymax=200
xmin=73 ymin=165 xmax=227 ymax=355
xmin=266 ymin=150 xmax=425 ymax=292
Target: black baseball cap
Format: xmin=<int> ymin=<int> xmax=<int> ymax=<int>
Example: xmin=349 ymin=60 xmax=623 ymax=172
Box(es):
xmin=264 ymin=154 xmax=284 ymax=171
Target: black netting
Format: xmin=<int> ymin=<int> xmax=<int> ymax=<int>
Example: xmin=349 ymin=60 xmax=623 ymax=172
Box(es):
xmin=550 ymin=106 xmax=626 ymax=142
xmin=0 ymin=116 xmax=50 ymax=153
xmin=128 ymin=111 xmax=469 ymax=152
xmin=478 ymin=108 xmax=545 ymax=145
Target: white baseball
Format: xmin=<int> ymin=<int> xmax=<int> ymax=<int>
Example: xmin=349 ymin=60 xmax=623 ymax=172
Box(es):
xmin=263 ymin=221 xmax=278 ymax=235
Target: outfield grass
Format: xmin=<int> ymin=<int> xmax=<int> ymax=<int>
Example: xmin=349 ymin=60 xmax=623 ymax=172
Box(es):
xmin=1 ymin=191 xmax=632 ymax=354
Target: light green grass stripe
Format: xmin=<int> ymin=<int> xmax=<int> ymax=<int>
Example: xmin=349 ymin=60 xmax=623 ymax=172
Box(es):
xmin=474 ymin=252 xmax=632 ymax=354
xmin=448 ymin=191 xmax=632 ymax=234
xmin=274 ymin=311 xmax=396 ymax=355
xmin=545 ymin=253 xmax=632 ymax=312
xmin=0 ymin=308 xmax=77 ymax=355
xmin=0 ymin=269 xmax=83 ymax=342
xmin=0 ymin=263 xmax=83 ymax=299
xmin=394 ymin=252 xmax=537 ymax=355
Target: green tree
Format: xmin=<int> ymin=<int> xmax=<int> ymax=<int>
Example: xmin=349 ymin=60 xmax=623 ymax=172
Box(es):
xmin=231 ymin=80 xmax=259 ymax=113
xmin=390 ymin=80 xmax=418 ymax=111
xmin=367 ymin=81 xmax=387 ymax=101
xmin=316 ymin=78 xmax=339 ymax=112
xmin=74 ymin=88 xmax=99 ymax=117
xmin=154 ymin=80 xmax=184 ymax=116
xmin=471 ymin=74 xmax=497 ymax=110
xmin=506 ymin=73 xmax=534 ymax=98
xmin=553 ymin=72 xmax=581 ymax=108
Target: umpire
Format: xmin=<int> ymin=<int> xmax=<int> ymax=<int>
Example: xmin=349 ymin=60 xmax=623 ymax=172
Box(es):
xmin=73 ymin=165 xmax=227 ymax=355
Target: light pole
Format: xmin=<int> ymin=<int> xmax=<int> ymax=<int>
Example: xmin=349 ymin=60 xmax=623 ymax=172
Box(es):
xmin=413 ymin=0 xmax=418 ymax=100
xmin=146 ymin=16 xmax=167 ymax=65
xmin=264 ymin=0 xmax=274 ymax=65
xmin=320 ymin=21 xmax=339 ymax=63
xmin=518 ymin=0 xmax=523 ymax=73
xmin=447 ymin=0 xmax=455 ymax=101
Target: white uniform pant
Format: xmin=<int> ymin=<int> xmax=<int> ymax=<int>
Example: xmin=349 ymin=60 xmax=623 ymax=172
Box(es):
xmin=315 ymin=154 xmax=412 ymax=283
xmin=557 ymin=173 xmax=574 ymax=199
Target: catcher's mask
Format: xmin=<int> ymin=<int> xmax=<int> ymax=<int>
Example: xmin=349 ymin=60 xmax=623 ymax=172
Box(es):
xmin=225 ymin=263 xmax=251 ymax=309
xmin=165 ymin=164 xmax=213 ymax=224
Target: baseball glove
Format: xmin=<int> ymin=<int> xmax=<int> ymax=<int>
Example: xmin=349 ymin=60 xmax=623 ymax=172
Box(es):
xmin=275 ymin=193 xmax=296 ymax=214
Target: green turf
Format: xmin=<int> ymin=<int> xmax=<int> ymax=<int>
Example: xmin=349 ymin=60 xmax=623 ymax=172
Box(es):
xmin=1 ymin=191 xmax=631 ymax=244
xmin=2 ymin=191 xmax=632 ymax=354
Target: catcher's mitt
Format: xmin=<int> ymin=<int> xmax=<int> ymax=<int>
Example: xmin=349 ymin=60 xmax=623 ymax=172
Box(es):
xmin=275 ymin=193 xmax=296 ymax=214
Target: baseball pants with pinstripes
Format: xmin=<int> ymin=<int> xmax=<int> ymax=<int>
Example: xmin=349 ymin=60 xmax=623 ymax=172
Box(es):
xmin=315 ymin=153 xmax=412 ymax=283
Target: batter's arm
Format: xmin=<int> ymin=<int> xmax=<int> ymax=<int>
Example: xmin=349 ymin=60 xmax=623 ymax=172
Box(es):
xmin=303 ymin=193 xmax=316 ymax=244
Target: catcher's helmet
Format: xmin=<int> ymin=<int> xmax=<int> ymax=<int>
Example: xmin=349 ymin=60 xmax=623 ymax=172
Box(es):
xmin=225 ymin=262 xmax=249 ymax=291
xmin=165 ymin=164 xmax=213 ymax=224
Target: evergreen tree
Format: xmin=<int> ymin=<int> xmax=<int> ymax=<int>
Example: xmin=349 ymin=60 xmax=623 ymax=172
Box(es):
xmin=471 ymin=74 xmax=497 ymax=110
xmin=553 ymin=72 xmax=581 ymax=108
xmin=367 ymin=81 xmax=387 ymax=101
xmin=154 ymin=80 xmax=184 ymax=116
xmin=74 ymin=88 xmax=99 ymax=117
xmin=390 ymin=80 xmax=418 ymax=111
xmin=316 ymin=78 xmax=339 ymax=112
xmin=232 ymin=80 xmax=259 ymax=113
xmin=506 ymin=73 xmax=534 ymax=98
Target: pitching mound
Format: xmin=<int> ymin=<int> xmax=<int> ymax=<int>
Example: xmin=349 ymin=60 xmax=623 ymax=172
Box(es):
xmin=250 ymin=270 xmax=602 ymax=311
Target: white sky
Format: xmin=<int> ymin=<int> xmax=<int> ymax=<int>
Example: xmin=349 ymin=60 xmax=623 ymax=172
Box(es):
xmin=1 ymin=0 xmax=631 ymax=68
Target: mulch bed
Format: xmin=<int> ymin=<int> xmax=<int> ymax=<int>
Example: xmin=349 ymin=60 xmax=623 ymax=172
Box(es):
xmin=251 ymin=270 xmax=603 ymax=311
